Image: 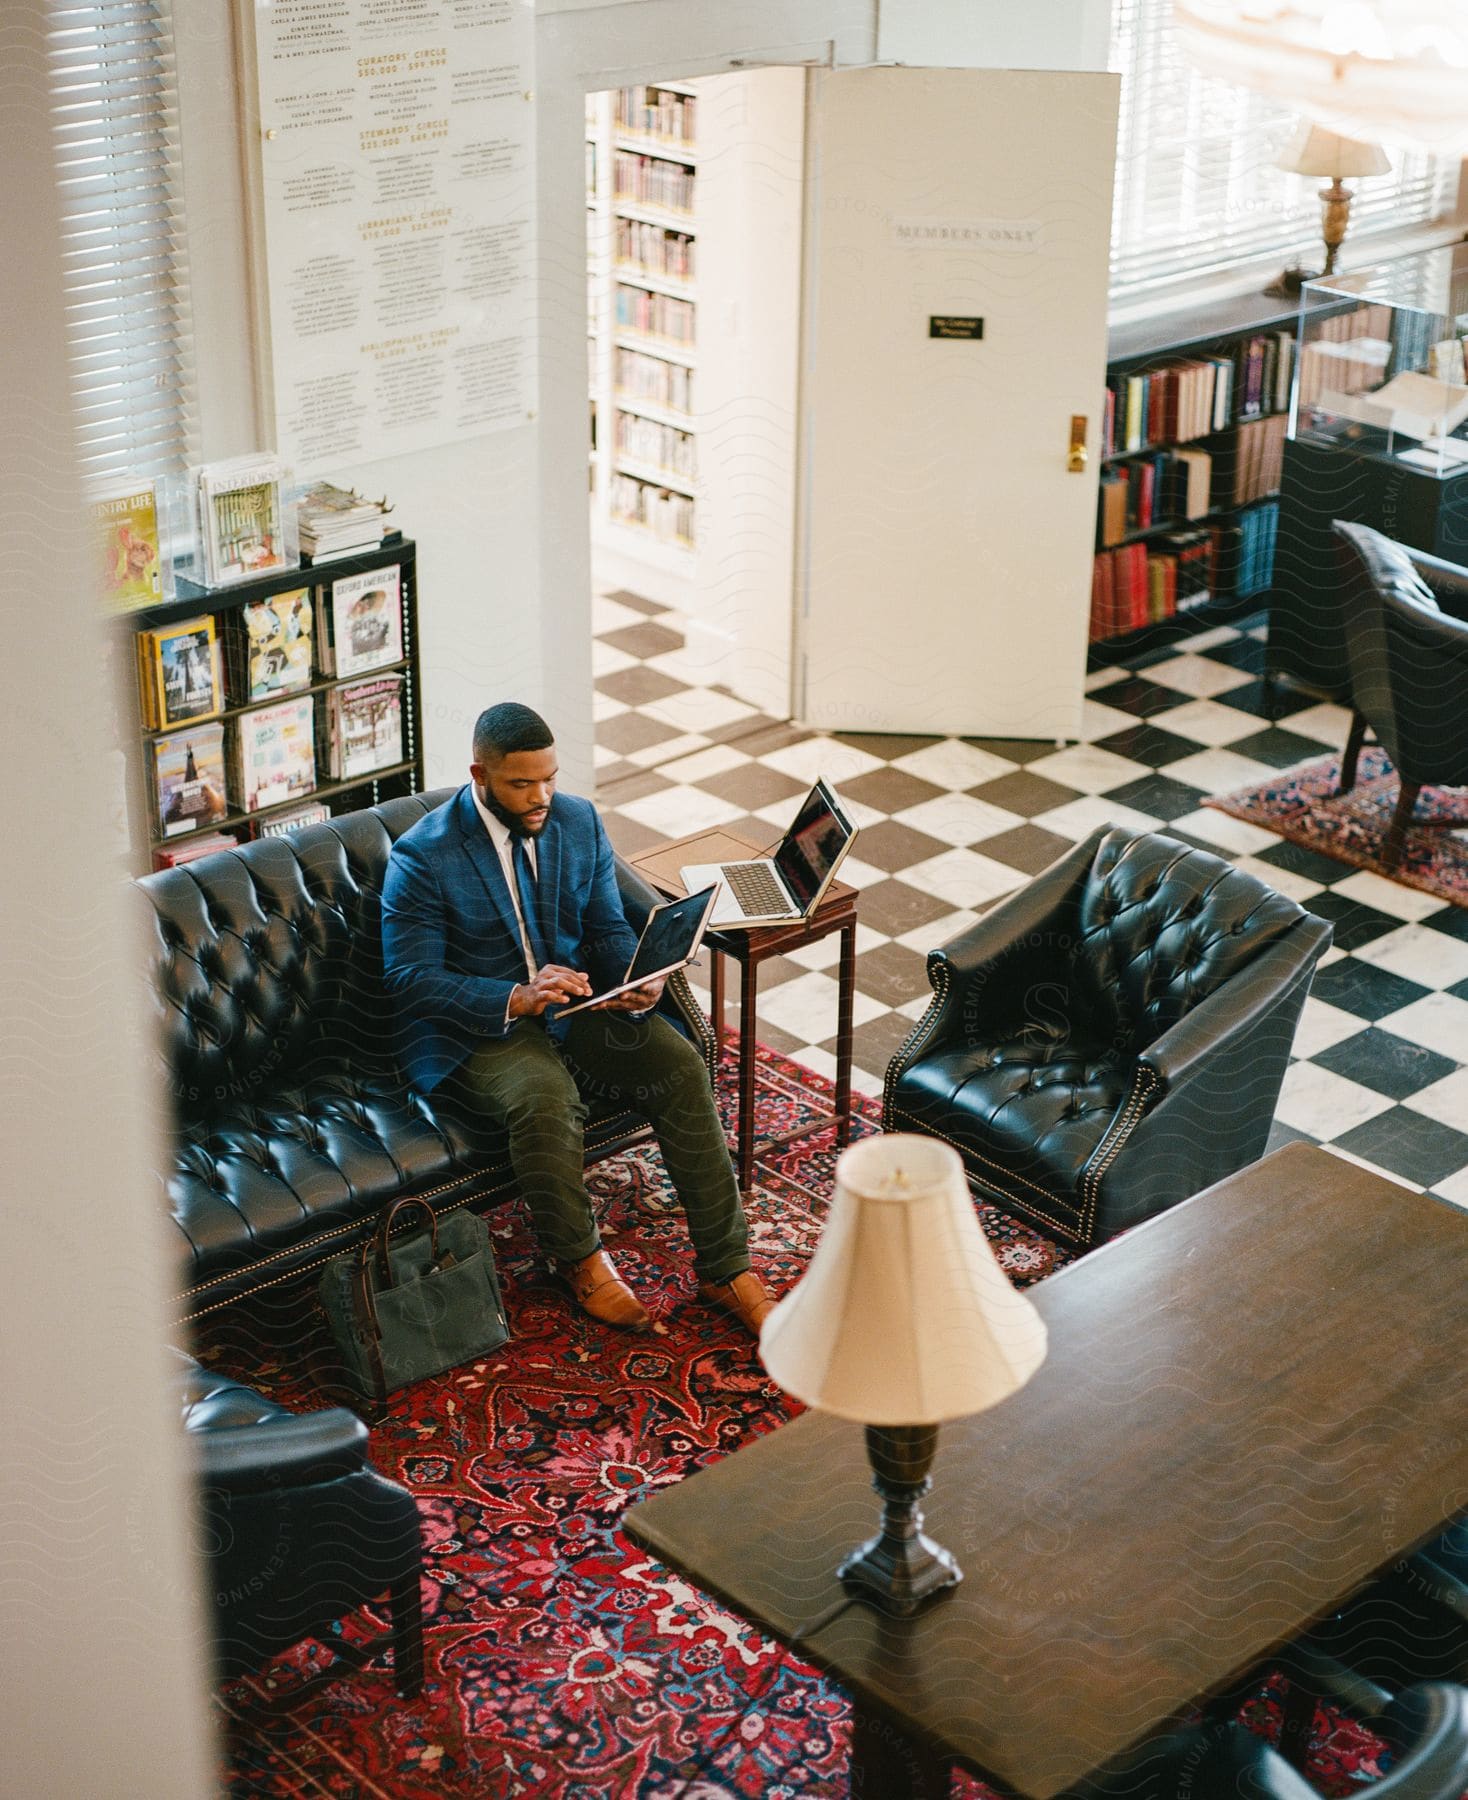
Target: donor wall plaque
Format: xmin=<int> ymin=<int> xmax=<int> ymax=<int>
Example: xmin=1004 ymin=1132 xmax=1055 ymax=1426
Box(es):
xmin=245 ymin=0 xmax=535 ymax=468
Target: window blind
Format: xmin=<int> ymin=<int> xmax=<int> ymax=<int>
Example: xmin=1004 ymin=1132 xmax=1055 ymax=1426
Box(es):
xmin=49 ymin=0 xmax=193 ymax=486
xmin=1109 ymin=0 xmax=1459 ymax=305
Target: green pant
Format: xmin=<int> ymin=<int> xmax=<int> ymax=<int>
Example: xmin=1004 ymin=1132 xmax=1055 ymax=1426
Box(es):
xmin=452 ymin=1013 xmax=750 ymax=1282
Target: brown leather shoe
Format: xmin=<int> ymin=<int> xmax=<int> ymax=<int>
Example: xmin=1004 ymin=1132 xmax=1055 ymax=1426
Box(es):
xmin=697 ymin=1269 xmax=775 ymax=1338
xmin=558 ymin=1248 xmax=652 ymax=1332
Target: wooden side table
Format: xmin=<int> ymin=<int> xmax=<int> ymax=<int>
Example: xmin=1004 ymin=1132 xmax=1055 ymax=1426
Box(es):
xmin=631 ymin=828 xmax=858 ymax=1190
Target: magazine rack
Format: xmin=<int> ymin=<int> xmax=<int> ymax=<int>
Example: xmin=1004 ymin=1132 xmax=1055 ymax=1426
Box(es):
xmin=120 ymin=536 xmax=423 ymax=871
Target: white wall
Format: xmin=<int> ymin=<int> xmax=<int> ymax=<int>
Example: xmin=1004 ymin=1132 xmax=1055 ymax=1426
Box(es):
xmin=1 ymin=5 xmax=217 ymax=1792
xmin=875 ymin=0 xmax=1110 ymax=72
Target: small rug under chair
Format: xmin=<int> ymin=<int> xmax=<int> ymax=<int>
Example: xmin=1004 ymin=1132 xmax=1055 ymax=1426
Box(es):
xmin=1205 ymin=746 xmax=1468 ymax=906
xmin=212 ymin=1042 xmax=1397 ymax=1798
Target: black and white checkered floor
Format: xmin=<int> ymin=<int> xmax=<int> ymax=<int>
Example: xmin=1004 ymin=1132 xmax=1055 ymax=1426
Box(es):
xmin=591 ymin=587 xmax=1468 ymax=1206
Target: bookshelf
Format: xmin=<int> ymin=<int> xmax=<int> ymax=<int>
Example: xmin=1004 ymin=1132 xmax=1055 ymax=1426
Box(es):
xmin=584 ymin=71 xmax=803 ymax=666
xmin=1087 ymin=317 xmax=1299 ymax=664
xmin=123 ymin=537 xmax=424 ymax=870
xmin=586 ymin=82 xmax=699 ymax=566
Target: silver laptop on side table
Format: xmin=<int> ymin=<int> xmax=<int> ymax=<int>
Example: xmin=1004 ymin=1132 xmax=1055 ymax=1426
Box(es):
xmin=679 ymin=778 xmax=857 ymax=930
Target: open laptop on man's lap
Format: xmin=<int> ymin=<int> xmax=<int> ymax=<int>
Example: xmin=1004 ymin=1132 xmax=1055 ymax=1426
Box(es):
xmin=680 ymin=779 xmax=857 ymax=929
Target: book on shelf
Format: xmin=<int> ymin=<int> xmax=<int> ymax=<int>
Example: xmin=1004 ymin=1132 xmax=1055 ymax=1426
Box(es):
xmin=316 ymin=564 xmax=404 ymax=677
xmin=1089 ymin=529 xmax=1214 ymax=640
xmin=152 ymin=831 xmax=239 ymax=871
xmin=325 ymin=673 xmax=405 ymax=780
xmin=1098 ymin=468 xmax=1128 ymax=547
xmin=613 ymin=151 xmax=695 ymax=213
xmin=1171 ymin=448 xmax=1213 ymax=520
xmin=1210 ymin=500 xmax=1279 ymax=600
xmin=197 ymin=454 xmax=297 ymax=586
xmin=219 ymin=589 xmax=313 ymax=703
xmin=153 ymin=723 xmax=228 ymax=838
xmin=228 ymin=694 xmax=317 ymax=814
xmin=1103 ymin=334 xmax=1293 ymax=458
xmin=92 ymin=480 xmax=167 ymax=613
xmin=615 ymin=84 xmax=697 ymax=145
xmin=615 ymin=347 xmax=693 ymax=414
xmin=296 ymin=481 xmax=392 ymax=559
xmin=137 ymin=614 xmax=223 ymax=731
xmin=254 ymin=800 xmax=332 ymax=838
xmin=1211 ymin=413 xmax=1286 ymax=507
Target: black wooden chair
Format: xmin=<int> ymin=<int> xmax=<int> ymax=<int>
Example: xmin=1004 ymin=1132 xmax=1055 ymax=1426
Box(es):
xmin=1068 ymin=1683 xmax=1468 ymax=1800
xmin=177 ymin=1350 xmax=423 ymax=1701
xmin=1300 ymin=1520 xmax=1468 ymax=1697
xmin=884 ymin=827 xmax=1330 ymax=1248
xmin=1332 ymin=520 xmax=1468 ymax=869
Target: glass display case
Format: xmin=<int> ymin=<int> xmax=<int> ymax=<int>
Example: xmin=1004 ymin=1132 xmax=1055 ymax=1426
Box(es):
xmin=1293 ymin=242 xmax=1468 ymax=479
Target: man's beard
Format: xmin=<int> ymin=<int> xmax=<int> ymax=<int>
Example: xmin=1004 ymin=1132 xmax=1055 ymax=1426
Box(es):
xmin=480 ymin=786 xmax=546 ymax=837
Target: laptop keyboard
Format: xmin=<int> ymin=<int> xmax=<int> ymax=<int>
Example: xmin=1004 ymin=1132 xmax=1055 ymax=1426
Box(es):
xmin=724 ymin=861 xmax=791 ymax=917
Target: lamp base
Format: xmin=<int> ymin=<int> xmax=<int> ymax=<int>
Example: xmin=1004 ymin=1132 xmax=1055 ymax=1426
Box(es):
xmin=837 ymin=1424 xmax=964 ymax=1618
xmin=838 ymin=1527 xmax=962 ymax=1617
xmin=1264 ymin=265 xmax=1319 ymax=299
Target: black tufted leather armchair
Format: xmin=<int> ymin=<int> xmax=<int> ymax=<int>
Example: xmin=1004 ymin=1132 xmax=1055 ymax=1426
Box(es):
xmin=1331 ymin=521 xmax=1468 ymax=870
xmin=177 ymin=1350 xmax=422 ymax=1695
xmin=139 ymin=789 xmax=717 ymax=1320
xmin=884 ymin=827 xmax=1331 ymax=1248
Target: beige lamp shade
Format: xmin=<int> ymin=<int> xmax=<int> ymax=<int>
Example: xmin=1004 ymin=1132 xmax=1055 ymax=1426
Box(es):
xmin=1277 ymin=123 xmax=1391 ymax=179
xmin=759 ymin=1134 xmax=1048 ymax=1426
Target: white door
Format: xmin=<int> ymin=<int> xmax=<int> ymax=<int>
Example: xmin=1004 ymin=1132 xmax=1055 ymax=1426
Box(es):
xmin=798 ymin=67 xmax=1119 ymax=740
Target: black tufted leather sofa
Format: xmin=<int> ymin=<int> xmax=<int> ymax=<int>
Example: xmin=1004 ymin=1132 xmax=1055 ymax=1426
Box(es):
xmin=176 ymin=1349 xmax=422 ymax=1692
xmin=884 ymin=827 xmax=1330 ymax=1248
xmin=139 ymin=789 xmax=717 ymax=1323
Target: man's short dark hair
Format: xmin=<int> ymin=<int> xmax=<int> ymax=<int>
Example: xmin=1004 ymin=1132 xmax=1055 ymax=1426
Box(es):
xmin=473 ymin=702 xmax=554 ymax=764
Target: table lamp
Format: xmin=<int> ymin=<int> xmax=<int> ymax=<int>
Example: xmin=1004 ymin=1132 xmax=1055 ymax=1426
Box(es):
xmin=760 ymin=1134 xmax=1047 ymax=1616
xmin=1266 ymin=123 xmax=1390 ymax=296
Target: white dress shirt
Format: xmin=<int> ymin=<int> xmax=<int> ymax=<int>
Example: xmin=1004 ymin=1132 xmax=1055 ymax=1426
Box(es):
xmin=471 ymin=787 xmax=538 ymax=983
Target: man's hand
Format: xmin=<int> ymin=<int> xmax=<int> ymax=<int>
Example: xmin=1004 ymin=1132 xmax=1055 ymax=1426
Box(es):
xmin=509 ymin=965 xmax=593 ymax=1018
xmin=596 ymin=974 xmax=667 ymax=1015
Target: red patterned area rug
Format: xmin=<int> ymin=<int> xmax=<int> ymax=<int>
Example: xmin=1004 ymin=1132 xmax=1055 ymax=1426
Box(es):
xmin=214 ymin=1043 xmax=1390 ymax=1798
xmin=1205 ymin=746 xmax=1468 ymax=906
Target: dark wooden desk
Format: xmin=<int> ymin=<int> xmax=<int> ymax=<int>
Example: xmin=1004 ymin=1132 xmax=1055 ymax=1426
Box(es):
xmin=631 ymin=828 xmax=858 ymax=1190
xmin=625 ymin=1144 xmax=1468 ymax=1798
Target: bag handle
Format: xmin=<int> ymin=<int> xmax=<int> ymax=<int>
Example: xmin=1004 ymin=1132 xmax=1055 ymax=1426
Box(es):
xmin=372 ymin=1196 xmax=439 ymax=1288
xmin=352 ymin=1246 xmax=389 ymax=1402
xmin=349 ymin=1198 xmax=441 ymax=1406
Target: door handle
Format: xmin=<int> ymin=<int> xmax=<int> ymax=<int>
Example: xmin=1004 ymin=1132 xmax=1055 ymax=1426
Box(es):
xmin=1068 ymin=415 xmax=1088 ymax=473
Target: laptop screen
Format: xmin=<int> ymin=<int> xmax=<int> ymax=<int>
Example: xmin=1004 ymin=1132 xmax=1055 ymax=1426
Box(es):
xmin=627 ymin=886 xmax=717 ymax=984
xmin=773 ymin=781 xmax=854 ymax=912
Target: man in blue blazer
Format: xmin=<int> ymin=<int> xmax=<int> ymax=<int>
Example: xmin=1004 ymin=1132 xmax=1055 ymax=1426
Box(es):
xmin=381 ymin=702 xmax=772 ymax=1337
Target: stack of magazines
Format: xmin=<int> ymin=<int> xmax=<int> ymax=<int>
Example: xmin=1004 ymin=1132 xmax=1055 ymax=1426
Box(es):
xmin=297 ymin=483 xmax=393 ymax=560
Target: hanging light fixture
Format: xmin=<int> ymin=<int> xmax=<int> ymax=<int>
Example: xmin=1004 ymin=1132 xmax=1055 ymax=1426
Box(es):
xmin=1173 ymin=2 xmax=1468 ymax=153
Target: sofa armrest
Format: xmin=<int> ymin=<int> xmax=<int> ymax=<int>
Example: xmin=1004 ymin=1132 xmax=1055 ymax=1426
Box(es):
xmin=614 ymin=854 xmax=662 ymax=929
xmin=614 ymin=854 xmax=718 ymax=1078
xmin=1138 ymin=915 xmax=1331 ymax=1092
xmin=1409 ymin=546 xmax=1468 ymax=622
xmin=191 ymin=1409 xmax=370 ymax=1495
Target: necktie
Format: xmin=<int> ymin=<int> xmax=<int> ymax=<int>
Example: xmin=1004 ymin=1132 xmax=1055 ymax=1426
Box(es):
xmin=511 ymin=836 xmax=550 ymax=973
